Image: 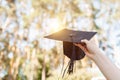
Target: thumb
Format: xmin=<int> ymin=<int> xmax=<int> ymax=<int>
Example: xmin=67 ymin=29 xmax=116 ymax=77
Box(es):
xmin=81 ymin=39 xmax=89 ymax=44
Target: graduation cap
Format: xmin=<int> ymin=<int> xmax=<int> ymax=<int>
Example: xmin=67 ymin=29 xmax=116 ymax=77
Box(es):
xmin=45 ymin=28 xmax=97 ymax=75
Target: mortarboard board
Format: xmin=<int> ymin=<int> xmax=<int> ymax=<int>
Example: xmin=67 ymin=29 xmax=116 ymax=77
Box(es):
xmin=44 ymin=28 xmax=97 ymax=75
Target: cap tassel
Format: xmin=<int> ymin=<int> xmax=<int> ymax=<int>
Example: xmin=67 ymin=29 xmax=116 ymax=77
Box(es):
xmin=62 ymin=34 xmax=76 ymax=78
xmin=68 ymin=60 xmax=74 ymax=74
xmin=68 ymin=35 xmax=75 ymax=74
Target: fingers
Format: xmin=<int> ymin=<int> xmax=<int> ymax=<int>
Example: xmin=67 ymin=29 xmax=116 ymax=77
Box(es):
xmin=74 ymin=43 xmax=78 ymax=46
xmin=74 ymin=43 xmax=86 ymax=50
xmin=74 ymin=43 xmax=84 ymax=50
xmin=74 ymin=39 xmax=89 ymax=47
xmin=81 ymin=39 xmax=89 ymax=44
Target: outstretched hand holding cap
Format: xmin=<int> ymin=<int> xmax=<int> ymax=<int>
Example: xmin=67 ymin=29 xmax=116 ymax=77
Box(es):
xmin=75 ymin=39 xmax=100 ymax=60
xmin=45 ymin=28 xmax=120 ymax=80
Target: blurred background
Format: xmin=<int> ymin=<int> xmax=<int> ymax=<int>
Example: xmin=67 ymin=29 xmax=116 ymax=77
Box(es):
xmin=0 ymin=0 xmax=120 ymax=80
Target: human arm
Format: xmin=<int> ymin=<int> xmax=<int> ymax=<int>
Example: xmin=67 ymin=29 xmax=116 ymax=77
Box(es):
xmin=75 ymin=39 xmax=120 ymax=80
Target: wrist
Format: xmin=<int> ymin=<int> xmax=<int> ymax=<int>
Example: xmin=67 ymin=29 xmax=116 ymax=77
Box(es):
xmin=91 ymin=49 xmax=103 ymax=61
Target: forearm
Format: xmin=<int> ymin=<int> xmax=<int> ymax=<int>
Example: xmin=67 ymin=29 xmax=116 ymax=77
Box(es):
xmin=93 ymin=49 xmax=120 ymax=80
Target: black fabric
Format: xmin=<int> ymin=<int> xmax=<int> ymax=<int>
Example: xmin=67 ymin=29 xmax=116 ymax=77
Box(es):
xmin=63 ymin=42 xmax=85 ymax=74
xmin=45 ymin=29 xmax=97 ymax=42
xmin=63 ymin=42 xmax=85 ymax=60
